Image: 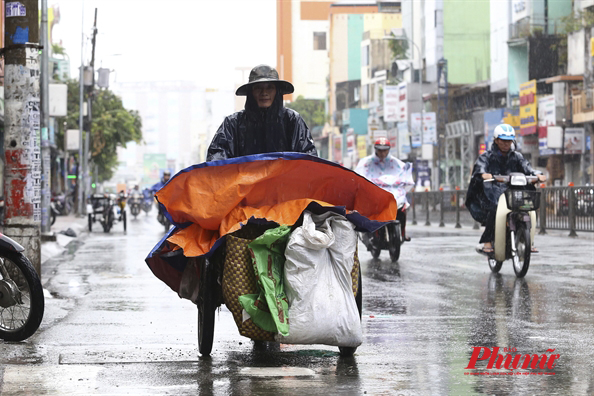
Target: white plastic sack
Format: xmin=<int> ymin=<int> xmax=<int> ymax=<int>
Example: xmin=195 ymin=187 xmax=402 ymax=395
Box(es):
xmin=277 ymin=211 xmax=362 ymax=347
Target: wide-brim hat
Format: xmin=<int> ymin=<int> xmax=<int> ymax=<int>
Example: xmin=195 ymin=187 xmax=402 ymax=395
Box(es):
xmin=235 ymin=64 xmax=294 ymax=96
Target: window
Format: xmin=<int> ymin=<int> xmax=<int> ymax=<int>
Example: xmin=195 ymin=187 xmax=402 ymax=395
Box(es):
xmin=313 ymin=32 xmax=326 ymax=50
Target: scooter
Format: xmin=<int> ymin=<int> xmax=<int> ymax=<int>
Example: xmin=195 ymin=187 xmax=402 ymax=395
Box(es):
xmin=129 ymin=191 xmax=142 ymax=219
xmin=479 ymin=173 xmax=540 ymax=278
xmin=0 ymin=234 xmax=44 ymax=341
xmin=141 ymin=188 xmax=153 ymax=215
xmin=360 ymin=209 xmax=404 ymax=262
xmin=358 ymin=173 xmax=413 ymax=262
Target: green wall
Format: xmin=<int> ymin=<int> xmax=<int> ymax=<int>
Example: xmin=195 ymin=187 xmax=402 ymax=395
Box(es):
xmin=443 ymin=0 xmax=490 ymax=84
xmin=348 ymin=14 xmax=364 ymax=81
xmin=508 ymin=44 xmax=529 ymax=96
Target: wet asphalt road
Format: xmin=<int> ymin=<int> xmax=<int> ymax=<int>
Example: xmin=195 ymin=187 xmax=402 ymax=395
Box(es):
xmin=1 ymin=212 xmax=593 ymax=395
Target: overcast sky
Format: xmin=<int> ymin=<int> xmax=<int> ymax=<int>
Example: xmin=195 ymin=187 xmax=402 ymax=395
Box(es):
xmin=52 ymin=0 xmax=277 ymax=90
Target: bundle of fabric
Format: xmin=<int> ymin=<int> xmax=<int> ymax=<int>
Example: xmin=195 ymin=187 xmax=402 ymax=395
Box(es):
xmin=145 ymin=152 xmax=397 ymax=295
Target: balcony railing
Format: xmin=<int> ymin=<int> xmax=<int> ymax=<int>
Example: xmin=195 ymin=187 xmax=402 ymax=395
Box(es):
xmin=508 ymin=18 xmax=560 ymax=40
xmin=572 ymin=88 xmax=594 ymax=124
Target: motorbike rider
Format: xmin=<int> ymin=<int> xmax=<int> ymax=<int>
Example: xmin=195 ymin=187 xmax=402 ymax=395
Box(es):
xmin=355 ymin=137 xmax=414 ymax=241
xmin=151 ymin=171 xmax=171 ymax=193
xmin=466 ymin=124 xmax=546 ymax=254
xmin=206 ymin=64 xmax=317 ymax=161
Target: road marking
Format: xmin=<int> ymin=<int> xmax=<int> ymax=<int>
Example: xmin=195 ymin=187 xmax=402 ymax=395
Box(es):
xmin=239 ymin=367 xmax=315 ymax=377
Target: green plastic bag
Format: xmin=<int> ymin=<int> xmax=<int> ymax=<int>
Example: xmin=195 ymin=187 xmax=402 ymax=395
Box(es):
xmin=238 ymin=225 xmax=291 ymax=336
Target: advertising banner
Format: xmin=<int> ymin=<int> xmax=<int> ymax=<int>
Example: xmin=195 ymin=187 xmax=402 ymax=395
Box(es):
xmin=410 ymin=113 xmax=422 ymax=148
xmin=484 ymin=108 xmax=506 ymax=148
xmin=519 ymin=80 xmax=537 ymax=135
xmin=539 ymin=127 xmax=585 ymax=155
xmin=357 ymin=135 xmax=367 ymax=159
xmin=333 ymin=134 xmax=343 ymax=164
xmin=397 ymin=121 xmax=411 ymax=156
xmin=422 ymin=112 xmax=437 ymax=145
xmin=538 ymin=95 xmax=556 ymax=127
xmin=415 ymin=159 xmax=431 ymax=190
xmin=143 ymin=153 xmax=167 ymax=185
xmin=410 ymin=112 xmax=437 ymax=147
xmin=397 ymin=82 xmax=408 ymax=123
xmin=384 ymin=85 xmax=399 ymax=122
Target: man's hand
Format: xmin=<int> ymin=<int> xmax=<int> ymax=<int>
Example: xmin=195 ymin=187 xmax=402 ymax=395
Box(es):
xmin=482 ymin=173 xmax=493 ymax=180
xmin=537 ymin=174 xmax=546 ymax=182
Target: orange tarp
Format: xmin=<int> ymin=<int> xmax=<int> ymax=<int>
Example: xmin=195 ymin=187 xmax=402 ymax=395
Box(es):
xmin=156 ymin=157 xmax=396 ymax=257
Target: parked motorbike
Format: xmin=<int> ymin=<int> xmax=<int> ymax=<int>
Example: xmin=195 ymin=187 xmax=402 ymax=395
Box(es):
xmin=129 ymin=190 xmax=143 ymax=219
xmin=51 ymin=192 xmax=73 ymax=216
xmin=479 ymin=173 xmax=540 ymax=278
xmin=0 ymin=234 xmax=44 ymax=341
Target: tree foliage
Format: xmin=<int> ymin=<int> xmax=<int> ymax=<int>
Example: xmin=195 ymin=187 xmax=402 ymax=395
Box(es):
xmin=57 ymin=80 xmax=142 ymax=182
xmin=561 ymin=9 xmax=594 ymax=33
xmin=285 ymin=96 xmax=326 ymax=128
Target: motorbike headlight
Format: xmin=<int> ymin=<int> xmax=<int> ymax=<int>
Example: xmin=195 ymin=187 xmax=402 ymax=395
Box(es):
xmin=510 ymin=174 xmax=527 ymax=186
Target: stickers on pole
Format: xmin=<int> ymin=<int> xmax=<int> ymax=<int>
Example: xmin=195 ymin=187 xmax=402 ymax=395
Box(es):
xmin=6 ymin=2 xmax=26 ymax=17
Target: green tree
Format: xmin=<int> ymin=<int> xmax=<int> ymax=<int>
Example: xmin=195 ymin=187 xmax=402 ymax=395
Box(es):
xmin=57 ymin=79 xmax=142 ymax=182
xmin=285 ymin=96 xmax=326 ymax=128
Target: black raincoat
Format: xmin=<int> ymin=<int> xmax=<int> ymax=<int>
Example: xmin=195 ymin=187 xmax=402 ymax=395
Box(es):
xmin=465 ymin=143 xmax=540 ymax=224
xmin=206 ymin=92 xmax=317 ymax=161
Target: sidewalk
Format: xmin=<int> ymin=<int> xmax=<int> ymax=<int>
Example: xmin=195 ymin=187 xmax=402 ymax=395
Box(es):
xmin=41 ymin=213 xmax=89 ymax=264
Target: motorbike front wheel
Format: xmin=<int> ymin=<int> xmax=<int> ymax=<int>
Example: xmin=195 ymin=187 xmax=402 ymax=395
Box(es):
xmin=387 ymin=223 xmax=401 ymax=262
xmin=197 ymin=258 xmax=216 ymax=356
xmin=0 ymin=251 xmax=45 ymax=341
xmin=512 ymin=224 xmax=531 ymax=278
xmin=369 ymin=230 xmax=381 ymax=259
xmin=488 ymin=258 xmax=503 ymax=273
xmin=88 ymin=214 xmax=93 ymax=232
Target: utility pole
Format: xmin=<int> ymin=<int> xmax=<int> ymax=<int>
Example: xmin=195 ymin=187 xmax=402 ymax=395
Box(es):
xmin=84 ymin=9 xmax=98 ymax=207
xmin=40 ymin=0 xmax=52 ymax=237
xmin=3 ymin=0 xmax=42 ymax=274
xmin=77 ymin=3 xmax=85 ymax=216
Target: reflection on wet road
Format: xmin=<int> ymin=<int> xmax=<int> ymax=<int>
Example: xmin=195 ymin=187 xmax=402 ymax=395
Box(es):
xmin=0 ymin=217 xmax=592 ymax=394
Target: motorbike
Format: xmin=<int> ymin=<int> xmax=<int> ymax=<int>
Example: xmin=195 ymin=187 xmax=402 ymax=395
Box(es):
xmin=51 ymin=192 xmax=73 ymax=216
xmin=358 ymin=172 xmax=414 ymax=262
xmin=129 ymin=191 xmax=143 ymax=219
xmin=141 ymin=188 xmax=153 ymax=215
xmin=360 ymin=213 xmax=403 ymax=262
xmin=0 ymin=233 xmax=44 ymax=341
xmin=156 ymin=204 xmax=171 ymax=232
xmin=479 ymin=173 xmax=540 ymax=278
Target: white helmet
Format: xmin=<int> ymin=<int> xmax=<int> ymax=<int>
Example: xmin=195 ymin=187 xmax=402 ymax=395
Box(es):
xmin=494 ymin=124 xmax=515 ymax=141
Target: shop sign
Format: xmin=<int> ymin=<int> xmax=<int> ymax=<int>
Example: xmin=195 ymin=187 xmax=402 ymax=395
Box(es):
xmin=520 ymin=80 xmax=537 ymax=135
